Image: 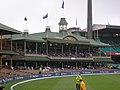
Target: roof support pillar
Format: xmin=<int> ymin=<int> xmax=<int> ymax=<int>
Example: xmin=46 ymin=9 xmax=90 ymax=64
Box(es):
xmin=1 ymin=33 xmax=2 ymax=50
xmin=62 ymin=44 xmax=64 ymax=57
xmin=76 ymin=45 xmax=78 ymax=57
xmin=76 ymin=62 xmax=78 ymax=69
xmin=11 ymin=34 xmax=13 ymax=51
xmin=46 ymin=43 xmax=48 ymax=55
xmin=15 ymin=42 xmax=18 ymax=51
xmin=24 ymin=41 xmax=26 ymax=54
xmin=0 ymin=55 xmax=2 ymax=68
xmin=36 ymin=42 xmax=38 ymax=54
xmin=35 ymin=62 xmax=38 ymax=69
xmin=10 ymin=55 xmax=13 ymax=69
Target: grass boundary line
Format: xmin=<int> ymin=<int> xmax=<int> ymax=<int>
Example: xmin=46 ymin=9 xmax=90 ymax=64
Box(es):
xmin=10 ymin=75 xmax=74 ymax=90
xmin=10 ymin=73 xmax=120 ymax=90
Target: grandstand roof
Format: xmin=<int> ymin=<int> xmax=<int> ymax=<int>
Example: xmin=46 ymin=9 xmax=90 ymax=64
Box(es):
xmin=9 ymin=27 xmax=109 ymax=46
xmin=93 ymin=57 xmax=113 ymax=62
xmin=7 ymin=55 xmax=113 ymax=62
xmin=89 ymin=39 xmax=110 ymax=46
xmin=82 ymin=24 xmax=120 ymax=34
xmin=93 ymin=24 xmax=120 ymax=34
xmin=0 ymin=50 xmax=18 ymax=55
xmin=11 ymin=34 xmax=45 ymax=42
xmin=0 ymin=23 xmax=21 ymax=35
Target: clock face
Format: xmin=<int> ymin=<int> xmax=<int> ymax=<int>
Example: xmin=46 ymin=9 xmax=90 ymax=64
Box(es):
xmin=60 ymin=26 xmax=64 ymax=30
xmin=64 ymin=36 xmax=76 ymax=41
xmin=59 ymin=25 xmax=67 ymax=30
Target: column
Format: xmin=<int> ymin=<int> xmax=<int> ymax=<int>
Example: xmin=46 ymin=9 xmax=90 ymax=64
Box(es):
xmin=0 ymin=33 xmax=2 ymax=68
xmin=76 ymin=45 xmax=78 ymax=57
xmin=1 ymin=33 xmax=2 ymax=50
xmin=62 ymin=44 xmax=63 ymax=57
xmin=11 ymin=34 xmax=13 ymax=51
xmin=36 ymin=62 xmax=38 ymax=69
xmin=62 ymin=62 xmax=63 ymax=69
xmin=16 ymin=42 xmax=18 ymax=51
xmin=0 ymin=55 xmax=2 ymax=68
xmin=10 ymin=55 xmax=13 ymax=68
xmin=10 ymin=34 xmax=13 ymax=68
xmin=36 ymin=42 xmax=38 ymax=54
xmin=46 ymin=43 xmax=48 ymax=55
xmin=24 ymin=41 xmax=26 ymax=54
xmin=76 ymin=62 xmax=78 ymax=69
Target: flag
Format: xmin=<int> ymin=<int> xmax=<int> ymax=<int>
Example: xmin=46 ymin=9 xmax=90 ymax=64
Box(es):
xmin=61 ymin=0 xmax=64 ymax=9
xmin=43 ymin=13 xmax=48 ymax=19
xmin=24 ymin=17 xmax=27 ymax=21
xmin=76 ymin=18 xmax=77 ymax=26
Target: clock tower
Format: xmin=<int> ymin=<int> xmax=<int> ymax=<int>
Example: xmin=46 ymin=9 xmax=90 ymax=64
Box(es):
xmin=58 ymin=18 xmax=68 ymax=32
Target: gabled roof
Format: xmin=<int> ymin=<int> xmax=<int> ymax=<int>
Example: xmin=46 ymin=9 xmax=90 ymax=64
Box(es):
xmin=9 ymin=27 xmax=109 ymax=47
xmin=31 ymin=31 xmax=59 ymax=39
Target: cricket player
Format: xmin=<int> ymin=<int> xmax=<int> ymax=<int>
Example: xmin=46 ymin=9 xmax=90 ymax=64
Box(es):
xmin=80 ymin=78 xmax=86 ymax=90
xmin=76 ymin=74 xmax=82 ymax=90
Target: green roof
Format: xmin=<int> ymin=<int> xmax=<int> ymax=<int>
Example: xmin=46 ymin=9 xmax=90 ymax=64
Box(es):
xmin=73 ymin=32 xmax=90 ymax=42
xmin=0 ymin=50 xmax=18 ymax=55
xmin=31 ymin=31 xmax=59 ymax=39
xmin=7 ymin=27 xmax=110 ymax=47
xmin=5 ymin=56 xmax=49 ymax=61
xmin=0 ymin=23 xmax=21 ymax=34
xmin=24 ymin=56 xmax=49 ymax=61
xmin=93 ymin=57 xmax=113 ymax=62
xmin=106 ymin=25 xmax=120 ymax=29
xmin=12 ymin=34 xmax=46 ymax=42
xmin=89 ymin=39 xmax=110 ymax=46
xmin=47 ymin=39 xmax=90 ymax=45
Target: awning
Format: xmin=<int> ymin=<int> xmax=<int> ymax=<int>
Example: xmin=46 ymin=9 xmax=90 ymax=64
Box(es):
xmin=0 ymin=50 xmax=18 ymax=55
xmin=5 ymin=56 xmax=49 ymax=61
xmin=48 ymin=56 xmax=94 ymax=62
xmin=93 ymin=57 xmax=113 ymax=62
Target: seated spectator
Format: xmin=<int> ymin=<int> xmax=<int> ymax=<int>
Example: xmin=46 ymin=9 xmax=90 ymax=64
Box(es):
xmin=0 ymin=86 xmax=5 ymax=90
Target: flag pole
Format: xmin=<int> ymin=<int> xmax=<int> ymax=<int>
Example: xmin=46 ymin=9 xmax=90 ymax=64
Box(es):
xmin=75 ymin=18 xmax=77 ymax=32
xmin=61 ymin=0 xmax=64 ymax=17
xmin=25 ymin=21 xmax=27 ymax=29
xmin=47 ymin=18 xmax=49 ymax=26
xmin=24 ymin=17 xmax=27 ymax=29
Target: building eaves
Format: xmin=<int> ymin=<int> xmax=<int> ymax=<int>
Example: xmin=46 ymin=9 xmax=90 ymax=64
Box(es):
xmin=12 ymin=34 xmax=46 ymax=42
xmin=89 ymin=39 xmax=110 ymax=46
xmin=0 ymin=23 xmax=21 ymax=34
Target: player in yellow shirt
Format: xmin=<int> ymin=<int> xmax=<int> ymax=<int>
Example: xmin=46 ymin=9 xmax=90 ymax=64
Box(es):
xmin=76 ymin=74 xmax=82 ymax=90
xmin=80 ymin=78 xmax=86 ymax=90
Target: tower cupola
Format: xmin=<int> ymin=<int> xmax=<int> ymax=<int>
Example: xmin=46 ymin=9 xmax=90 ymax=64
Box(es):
xmin=58 ymin=18 xmax=68 ymax=32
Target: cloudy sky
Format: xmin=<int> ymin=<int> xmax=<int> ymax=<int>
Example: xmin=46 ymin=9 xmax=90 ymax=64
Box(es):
xmin=0 ymin=0 xmax=120 ymax=33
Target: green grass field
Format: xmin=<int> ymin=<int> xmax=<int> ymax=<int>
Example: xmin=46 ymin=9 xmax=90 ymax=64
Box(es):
xmin=2 ymin=74 xmax=120 ymax=90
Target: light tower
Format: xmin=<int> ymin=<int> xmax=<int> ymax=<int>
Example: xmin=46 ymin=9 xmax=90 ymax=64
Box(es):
xmin=87 ymin=0 xmax=93 ymax=39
